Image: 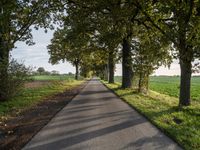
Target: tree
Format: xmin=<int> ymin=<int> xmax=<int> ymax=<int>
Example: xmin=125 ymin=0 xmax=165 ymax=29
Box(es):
xmin=132 ymin=28 xmax=172 ymax=93
xmin=62 ymin=0 xmax=141 ymax=87
xmin=68 ymin=72 xmax=73 ymax=76
xmin=51 ymin=70 xmax=59 ymax=75
xmin=96 ymin=28 xmax=121 ymax=83
xmin=0 ymin=0 xmax=58 ymax=100
xmin=37 ymin=67 xmax=45 ymax=75
xmin=79 ymin=55 xmax=94 ymax=78
xmin=50 ymin=0 xmax=200 ymax=107
xmin=48 ymin=26 xmax=91 ymax=80
xmin=0 ymin=59 xmax=32 ymax=100
xmin=134 ymin=0 xmax=200 ymax=106
xmin=92 ymin=49 xmax=109 ymax=80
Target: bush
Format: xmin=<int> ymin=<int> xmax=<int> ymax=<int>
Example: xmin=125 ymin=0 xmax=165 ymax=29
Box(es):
xmin=0 ymin=59 xmax=32 ymax=101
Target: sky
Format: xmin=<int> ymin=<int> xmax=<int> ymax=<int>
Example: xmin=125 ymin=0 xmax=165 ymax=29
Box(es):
xmin=11 ymin=28 xmax=197 ymax=76
xmin=11 ymin=28 xmax=75 ymax=74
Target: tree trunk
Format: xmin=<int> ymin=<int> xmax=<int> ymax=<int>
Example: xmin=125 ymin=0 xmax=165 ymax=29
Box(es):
xmin=177 ymin=24 xmax=192 ymax=106
xmin=0 ymin=19 xmax=10 ymax=100
xmin=121 ymin=38 xmax=133 ymax=88
xmin=175 ymin=12 xmax=193 ymax=106
xmin=75 ymin=63 xmax=79 ymax=80
xmin=179 ymin=59 xmax=191 ymax=106
xmin=0 ymin=41 xmax=9 ymax=101
xmin=104 ymin=65 xmax=108 ymax=81
xmin=108 ymin=51 xmax=115 ymax=83
xmin=0 ymin=7 xmax=11 ymax=101
xmin=138 ymin=71 xmax=142 ymax=92
xmin=138 ymin=71 xmax=149 ymax=94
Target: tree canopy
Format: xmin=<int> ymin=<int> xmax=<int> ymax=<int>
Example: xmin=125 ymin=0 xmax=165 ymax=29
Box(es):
xmin=1 ymin=0 xmax=200 ymax=107
xmin=48 ymin=0 xmax=200 ymax=107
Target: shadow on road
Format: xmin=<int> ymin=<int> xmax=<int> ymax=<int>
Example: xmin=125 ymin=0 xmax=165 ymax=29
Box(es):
xmin=23 ymin=79 xmax=181 ymax=150
xmin=24 ymin=113 xmax=145 ymax=150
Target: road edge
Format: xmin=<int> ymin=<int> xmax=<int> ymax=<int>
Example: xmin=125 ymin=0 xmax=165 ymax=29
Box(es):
xmin=100 ymin=80 xmax=184 ymax=150
xmin=21 ymin=80 xmax=90 ymax=150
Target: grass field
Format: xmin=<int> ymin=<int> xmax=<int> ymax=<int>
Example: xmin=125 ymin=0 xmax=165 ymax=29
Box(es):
xmin=115 ymin=76 xmax=200 ymax=101
xmin=32 ymin=75 xmax=75 ymax=81
xmin=0 ymin=75 xmax=84 ymax=117
xmin=103 ymin=81 xmax=200 ymax=150
xmin=150 ymin=76 xmax=200 ymax=101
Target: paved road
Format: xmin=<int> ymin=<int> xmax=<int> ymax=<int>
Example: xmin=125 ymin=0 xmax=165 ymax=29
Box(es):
xmin=23 ymin=79 xmax=182 ymax=150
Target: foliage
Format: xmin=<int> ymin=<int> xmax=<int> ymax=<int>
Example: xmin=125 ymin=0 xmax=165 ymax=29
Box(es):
xmin=71 ymin=0 xmax=200 ymax=105
xmin=66 ymin=0 xmax=200 ymax=103
xmin=68 ymin=72 xmax=73 ymax=75
xmin=134 ymin=0 xmax=200 ymax=105
xmin=55 ymin=0 xmax=142 ymax=84
xmin=104 ymin=81 xmax=200 ymax=150
xmin=51 ymin=70 xmax=60 ymax=75
xmin=0 ymin=59 xmax=31 ymax=101
xmin=47 ymin=26 xmax=92 ymax=79
xmin=137 ymin=0 xmax=200 ymax=58
xmin=131 ymin=28 xmax=172 ymax=93
xmin=37 ymin=67 xmax=45 ymax=75
xmin=0 ymin=0 xmax=58 ymax=47
xmin=0 ymin=0 xmax=62 ymax=101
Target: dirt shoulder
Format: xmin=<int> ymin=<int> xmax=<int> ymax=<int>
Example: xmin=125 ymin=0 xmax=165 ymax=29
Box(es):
xmin=24 ymin=81 xmax=52 ymax=89
xmin=0 ymin=81 xmax=87 ymax=150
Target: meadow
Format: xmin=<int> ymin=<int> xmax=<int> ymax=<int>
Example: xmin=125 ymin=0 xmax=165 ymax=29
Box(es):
xmin=115 ymin=76 xmax=200 ymax=101
xmin=150 ymin=76 xmax=200 ymax=101
xmin=0 ymin=75 xmax=84 ymax=116
xmin=32 ymin=75 xmax=75 ymax=81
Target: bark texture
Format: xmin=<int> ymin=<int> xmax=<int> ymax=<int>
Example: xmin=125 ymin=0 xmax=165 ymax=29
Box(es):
xmin=0 ymin=31 xmax=10 ymax=101
xmin=75 ymin=64 xmax=79 ymax=80
xmin=179 ymin=59 xmax=191 ymax=106
xmin=178 ymin=24 xmax=192 ymax=106
xmin=138 ymin=72 xmax=149 ymax=94
xmin=104 ymin=65 xmax=108 ymax=81
xmin=108 ymin=51 xmax=115 ymax=83
xmin=74 ymin=59 xmax=79 ymax=80
xmin=122 ymin=38 xmax=133 ymax=88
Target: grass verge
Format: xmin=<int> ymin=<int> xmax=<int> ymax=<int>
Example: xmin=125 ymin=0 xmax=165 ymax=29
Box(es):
xmin=115 ymin=76 xmax=200 ymax=101
xmin=103 ymin=81 xmax=200 ymax=150
xmin=0 ymin=80 xmax=84 ymax=118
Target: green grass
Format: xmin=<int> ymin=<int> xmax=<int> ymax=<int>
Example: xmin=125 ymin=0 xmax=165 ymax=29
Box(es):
xmin=32 ymin=75 xmax=75 ymax=81
xmin=150 ymin=76 xmax=200 ymax=101
xmin=103 ymin=81 xmax=200 ymax=150
xmin=114 ymin=76 xmax=123 ymax=83
xmin=115 ymin=76 xmax=200 ymax=101
xmin=0 ymin=80 xmax=84 ymax=117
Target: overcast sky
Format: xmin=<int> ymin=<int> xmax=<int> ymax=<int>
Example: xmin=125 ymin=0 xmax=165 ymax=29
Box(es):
xmin=11 ymin=28 xmax=197 ymax=76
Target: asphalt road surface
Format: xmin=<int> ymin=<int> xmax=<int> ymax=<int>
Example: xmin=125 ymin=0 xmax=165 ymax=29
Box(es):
xmin=23 ymin=78 xmax=182 ymax=150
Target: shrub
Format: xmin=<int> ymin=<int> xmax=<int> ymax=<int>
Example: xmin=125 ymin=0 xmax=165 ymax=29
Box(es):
xmin=0 ymin=59 xmax=32 ymax=101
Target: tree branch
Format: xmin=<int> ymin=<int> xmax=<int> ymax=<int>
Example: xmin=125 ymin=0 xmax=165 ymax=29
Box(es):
xmin=133 ymin=0 xmax=176 ymax=45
